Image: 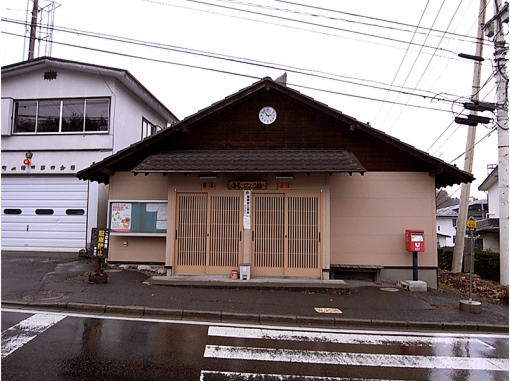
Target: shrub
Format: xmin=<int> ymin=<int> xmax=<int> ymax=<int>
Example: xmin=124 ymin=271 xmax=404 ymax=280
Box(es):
xmin=438 ymin=247 xmax=501 ymax=282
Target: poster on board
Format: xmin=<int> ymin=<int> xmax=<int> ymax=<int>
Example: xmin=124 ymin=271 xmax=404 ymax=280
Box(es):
xmin=111 ymin=202 xmax=132 ymax=232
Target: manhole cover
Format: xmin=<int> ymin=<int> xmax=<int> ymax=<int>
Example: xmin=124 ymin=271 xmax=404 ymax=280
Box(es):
xmin=380 ymin=287 xmax=400 ymax=292
xmin=23 ymin=291 xmax=66 ymax=301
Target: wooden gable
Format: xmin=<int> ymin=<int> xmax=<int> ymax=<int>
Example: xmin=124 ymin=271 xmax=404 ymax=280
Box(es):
xmin=77 ymin=77 xmax=473 ymax=188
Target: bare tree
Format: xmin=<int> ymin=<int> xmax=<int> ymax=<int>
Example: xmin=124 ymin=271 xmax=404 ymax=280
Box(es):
xmin=436 ymin=189 xmax=453 ymax=209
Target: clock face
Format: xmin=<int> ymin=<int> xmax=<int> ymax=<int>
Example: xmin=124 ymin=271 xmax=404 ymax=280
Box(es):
xmin=259 ymin=106 xmax=277 ymax=124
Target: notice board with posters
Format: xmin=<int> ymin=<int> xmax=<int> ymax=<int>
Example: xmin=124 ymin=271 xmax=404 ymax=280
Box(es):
xmin=109 ymin=201 xmax=167 ymax=236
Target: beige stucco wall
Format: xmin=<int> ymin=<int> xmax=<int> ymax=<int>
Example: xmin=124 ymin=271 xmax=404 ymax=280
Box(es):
xmin=329 ymin=172 xmax=437 ymax=268
xmin=108 ymin=172 xmax=169 ymax=262
xmin=105 ymin=171 xmax=438 ymax=275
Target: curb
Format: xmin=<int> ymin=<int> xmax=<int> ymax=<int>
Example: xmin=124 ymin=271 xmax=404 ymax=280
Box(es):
xmin=145 ymin=278 xmax=351 ymax=295
xmin=2 ymin=300 xmax=507 ymax=333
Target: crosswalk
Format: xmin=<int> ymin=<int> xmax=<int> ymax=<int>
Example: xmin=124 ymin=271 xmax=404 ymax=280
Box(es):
xmin=202 ymin=326 xmax=509 ymax=381
xmin=2 ymin=312 xmax=66 ymax=359
xmin=2 ymin=310 xmax=508 ymax=381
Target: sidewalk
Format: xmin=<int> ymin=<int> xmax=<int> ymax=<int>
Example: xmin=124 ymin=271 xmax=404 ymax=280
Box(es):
xmin=1 ymin=253 xmax=508 ymax=333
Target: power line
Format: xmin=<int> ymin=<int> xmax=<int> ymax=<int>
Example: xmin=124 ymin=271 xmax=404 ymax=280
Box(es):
xmin=2 ymin=30 xmax=461 ymax=113
xmin=275 ymin=0 xmax=491 ymax=45
xmin=210 ymin=0 xmax=492 ymax=47
xmin=386 ymin=0 xmax=462 ymax=133
xmin=448 ymin=127 xmax=497 ymax=163
xmin=185 ymin=0 xmax=461 ymax=56
xmin=1 ymin=18 xmax=467 ymax=106
xmin=372 ymin=0 xmax=432 ymax=126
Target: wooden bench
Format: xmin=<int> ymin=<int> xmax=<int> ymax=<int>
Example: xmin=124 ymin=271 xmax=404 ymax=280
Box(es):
xmin=330 ymin=264 xmax=383 ymax=283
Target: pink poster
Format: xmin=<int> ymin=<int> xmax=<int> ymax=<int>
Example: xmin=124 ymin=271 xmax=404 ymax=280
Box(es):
xmin=111 ymin=203 xmax=132 ymax=232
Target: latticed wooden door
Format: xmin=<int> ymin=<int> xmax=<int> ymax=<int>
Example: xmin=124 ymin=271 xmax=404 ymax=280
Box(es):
xmin=253 ymin=194 xmax=285 ymax=276
xmin=252 ymin=193 xmax=320 ymax=277
xmin=286 ymin=196 xmax=320 ymax=277
xmin=174 ymin=193 xmax=241 ymax=275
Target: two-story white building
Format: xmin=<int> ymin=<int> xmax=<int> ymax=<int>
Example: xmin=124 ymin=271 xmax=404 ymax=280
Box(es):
xmin=1 ymin=57 xmax=178 ymax=254
xmin=478 ymin=166 xmax=500 ymax=252
xmin=436 ymin=199 xmax=488 ymax=247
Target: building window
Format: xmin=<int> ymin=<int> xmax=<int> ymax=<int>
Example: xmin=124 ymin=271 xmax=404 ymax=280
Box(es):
xmin=142 ymin=118 xmax=159 ymax=139
xmin=437 ymin=226 xmax=441 ymax=231
xmin=452 ymin=219 xmax=457 ymax=227
xmin=13 ymin=98 xmax=109 ymax=134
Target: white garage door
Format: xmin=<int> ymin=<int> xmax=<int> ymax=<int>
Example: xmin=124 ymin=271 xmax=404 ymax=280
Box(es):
xmin=1 ymin=176 xmax=88 ymax=252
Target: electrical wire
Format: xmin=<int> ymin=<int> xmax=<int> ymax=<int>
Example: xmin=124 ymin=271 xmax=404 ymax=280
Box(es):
xmin=374 ymin=1 xmax=429 ymax=124
xmin=185 ymin=0 xmax=460 ymax=56
xmin=386 ymin=0 xmax=462 ymax=133
xmin=209 ymin=0 xmax=492 ymax=47
xmin=1 ymin=18 xmax=467 ymax=106
xmin=448 ymin=127 xmax=497 ymax=163
xmin=2 ymin=30 xmax=462 ymax=113
xmin=275 ymin=0 xmax=492 ymax=45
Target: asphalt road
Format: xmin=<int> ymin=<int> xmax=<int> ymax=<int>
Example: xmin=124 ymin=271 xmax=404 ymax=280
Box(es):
xmin=2 ymin=309 xmax=508 ymax=381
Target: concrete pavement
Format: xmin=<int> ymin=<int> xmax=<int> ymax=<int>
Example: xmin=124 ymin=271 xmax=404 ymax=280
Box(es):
xmin=1 ymin=253 xmax=508 ymax=333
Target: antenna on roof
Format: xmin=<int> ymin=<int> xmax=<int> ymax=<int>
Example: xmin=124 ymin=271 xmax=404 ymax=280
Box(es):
xmin=275 ymin=72 xmax=287 ymax=86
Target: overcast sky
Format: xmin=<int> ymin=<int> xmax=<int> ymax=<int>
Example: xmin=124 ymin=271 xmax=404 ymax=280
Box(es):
xmin=2 ymin=0 xmax=505 ymax=199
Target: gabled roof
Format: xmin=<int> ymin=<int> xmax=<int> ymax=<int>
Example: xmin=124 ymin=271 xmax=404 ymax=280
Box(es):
xmin=133 ymin=150 xmax=366 ymax=174
xmin=77 ymin=77 xmax=474 ymax=187
xmin=478 ymin=166 xmax=498 ymax=191
xmin=2 ymin=56 xmax=178 ymax=122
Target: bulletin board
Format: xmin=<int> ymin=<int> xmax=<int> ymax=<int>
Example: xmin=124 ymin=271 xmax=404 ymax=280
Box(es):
xmin=109 ymin=201 xmax=167 ymax=236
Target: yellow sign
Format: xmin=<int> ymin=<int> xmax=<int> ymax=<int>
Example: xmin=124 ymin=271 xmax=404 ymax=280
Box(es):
xmin=467 ymin=219 xmax=477 ymax=229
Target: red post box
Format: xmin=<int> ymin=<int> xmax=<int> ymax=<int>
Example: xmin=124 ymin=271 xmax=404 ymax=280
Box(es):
xmin=405 ymin=229 xmax=425 ymax=252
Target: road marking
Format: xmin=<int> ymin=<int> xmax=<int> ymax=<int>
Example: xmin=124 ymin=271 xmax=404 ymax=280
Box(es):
xmin=208 ymin=326 xmax=496 ymax=349
xmin=200 ymin=370 xmax=410 ymax=381
xmin=2 ymin=308 xmax=508 ymax=341
xmin=204 ymin=345 xmax=509 ymax=371
xmin=1 ymin=313 xmax=66 ymax=359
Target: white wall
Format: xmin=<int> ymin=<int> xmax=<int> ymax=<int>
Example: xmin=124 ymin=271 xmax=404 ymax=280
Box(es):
xmin=1 ymin=63 xmax=174 ymax=252
xmin=486 ymin=181 xmax=500 ymax=218
xmin=436 ymin=216 xmax=456 ymax=247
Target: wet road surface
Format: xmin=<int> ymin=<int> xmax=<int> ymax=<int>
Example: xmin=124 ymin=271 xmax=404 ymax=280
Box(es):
xmin=2 ymin=309 xmax=508 ymax=380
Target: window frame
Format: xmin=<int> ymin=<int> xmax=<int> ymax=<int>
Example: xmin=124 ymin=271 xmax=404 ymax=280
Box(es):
xmin=142 ymin=118 xmax=160 ymax=139
xmin=13 ymin=97 xmax=110 ymax=135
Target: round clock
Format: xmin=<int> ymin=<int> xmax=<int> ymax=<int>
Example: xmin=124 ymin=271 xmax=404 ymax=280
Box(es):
xmin=259 ymin=106 xmax=277 ymax=124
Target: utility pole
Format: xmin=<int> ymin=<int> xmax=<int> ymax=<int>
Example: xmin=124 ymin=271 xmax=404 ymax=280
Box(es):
xmin=452 ymin=0 xmax=486 ymax=274
xmin=486 ymin=0 xmax=509 ymax=286
xmin=27 ymin=0 xmax=39 ymax=60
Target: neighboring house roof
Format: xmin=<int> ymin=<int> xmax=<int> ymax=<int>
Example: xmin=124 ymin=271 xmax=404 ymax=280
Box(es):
xmin=476 ymin=218 xmax=500 ymax=233
xmin=436 ymin=199 xmax=488 ymax=217
xmin=77 ymin=77 xmax=474 ymax=186
xmin=478 ymin=165 xmax=498 ymax=191
xmin=1 ymin=56 xmax=179 ymax=123
xmin=437 ymin=205 xmax=459 ymax=217
xmin=436 ymin=232 xmax=451 ymax=238
xmin=133 ymin=150 xmax=366 ymax=173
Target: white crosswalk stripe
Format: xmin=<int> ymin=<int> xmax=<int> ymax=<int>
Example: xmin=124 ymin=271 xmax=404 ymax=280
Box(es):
xmin=204 ymin=325 xmax=509 ymax=380
xmin=200 ymin=370 xmax=409 ymax=381
xmin=1 ymin=313 xmax=66 ymax=359
xmin=208 ymin=326 xmax=496 ymax=349
xmin=204 ymin=344 xmax=508 ymax=371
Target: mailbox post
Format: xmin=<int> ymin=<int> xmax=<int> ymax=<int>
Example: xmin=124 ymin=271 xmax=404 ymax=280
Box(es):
xmin=405 ymin=230 xmax=425 ymax=281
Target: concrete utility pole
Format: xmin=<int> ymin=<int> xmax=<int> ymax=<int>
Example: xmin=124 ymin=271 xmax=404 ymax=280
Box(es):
xmin=452 ymin=0 xmax=486 ymax=274
xmin=492 ymin=0 xmax=509 ymax=286
xmin=27 ymin=0 xmax=39 ymax=60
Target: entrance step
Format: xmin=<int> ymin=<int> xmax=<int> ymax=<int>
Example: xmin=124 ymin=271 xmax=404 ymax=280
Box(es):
xmin=144 ymin=275 xmax=351 ymax=294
